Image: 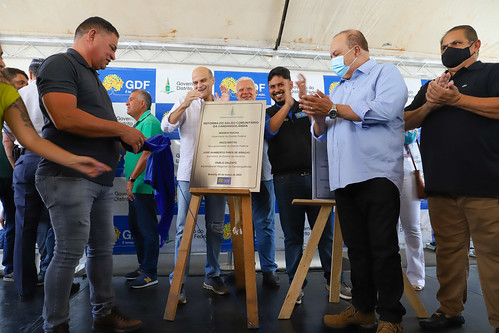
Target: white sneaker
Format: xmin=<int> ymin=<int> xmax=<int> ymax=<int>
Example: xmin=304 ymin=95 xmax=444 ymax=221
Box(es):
xmin=3 ymin=272 xmax=14 ymax=282
xmin=178 ymin=284 xmax=187 ymax=304
xmin=296 ymin=289 xmax=305 ymax=305
xmin=339 ymin=282 xmax=352 ymax=300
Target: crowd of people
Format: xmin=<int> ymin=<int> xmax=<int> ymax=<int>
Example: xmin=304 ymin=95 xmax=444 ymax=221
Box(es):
xmin=0 ymin=16 xmax=497 ymax=333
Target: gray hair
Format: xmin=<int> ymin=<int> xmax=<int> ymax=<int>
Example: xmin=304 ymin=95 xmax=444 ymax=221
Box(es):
xmin=132 ymin=89 xmax=152 ymax=110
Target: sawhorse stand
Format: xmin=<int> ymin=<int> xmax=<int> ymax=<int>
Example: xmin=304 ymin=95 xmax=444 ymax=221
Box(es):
xmin=164 ymin=188 xmax=259 ymax=329
xmin=278 ymin=199 xmax=429 ymax=319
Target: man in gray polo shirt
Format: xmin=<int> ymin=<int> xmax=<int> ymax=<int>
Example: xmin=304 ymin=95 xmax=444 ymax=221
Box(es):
xmin=36 ymin=17 xmax=144 ymax=333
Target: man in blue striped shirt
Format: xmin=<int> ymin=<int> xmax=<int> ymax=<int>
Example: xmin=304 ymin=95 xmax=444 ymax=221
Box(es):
xmin=300 ymin=29 xmax=408 ymax=333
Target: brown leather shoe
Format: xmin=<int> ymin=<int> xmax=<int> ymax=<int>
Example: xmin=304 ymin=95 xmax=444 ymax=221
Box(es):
xmin=323 ymin=305 xmax=376 ymax=329
xmin=377 ymin=320 xmax=403 ymax=332
xmin=92 ymin=306 xmax=142 ymax=332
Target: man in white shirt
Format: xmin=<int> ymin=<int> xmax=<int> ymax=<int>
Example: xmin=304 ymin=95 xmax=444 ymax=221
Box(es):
xmin=162 ymin=67 xmax=229 ymax=303
xmin=234 ymin=77 xmax=279 ymax=287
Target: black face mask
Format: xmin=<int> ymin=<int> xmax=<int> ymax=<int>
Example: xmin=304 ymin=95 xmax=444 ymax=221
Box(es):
xmin=441 ymin=43 xmax=474 ymax=68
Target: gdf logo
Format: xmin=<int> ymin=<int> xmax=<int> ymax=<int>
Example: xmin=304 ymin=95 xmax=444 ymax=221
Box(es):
xmin=103 ymin=74 xmax=124 ymax=92
xmin=125 ymin=80 xmax=151 ymax=91
xmin=122 ymin=230 xmax=133 ymax=240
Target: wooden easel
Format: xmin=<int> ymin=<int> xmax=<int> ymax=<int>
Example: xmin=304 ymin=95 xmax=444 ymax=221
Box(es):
xmin=164 ymin=188 xmax=259 ymax=329
xmin=278 ymin=199 xmax=429 ymax=319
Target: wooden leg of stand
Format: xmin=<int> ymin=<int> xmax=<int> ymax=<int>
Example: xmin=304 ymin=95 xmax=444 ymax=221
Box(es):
xmin=402 ymin=268 xmax=429 ymax=318
xmin=241 ymin=194 xmax=259 ymax=329
xmin=164 ymin=194 xmax=202 ymax=321
xmin=228 ymin=196 xmax=245 ymax=290
xmin=329 ymin=208 xmax=343 ymax=303
xmin=278 ymin=205 xmax=333 ymax=319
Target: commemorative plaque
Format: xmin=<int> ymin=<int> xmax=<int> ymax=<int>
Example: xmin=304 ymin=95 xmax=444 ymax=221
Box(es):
xmin=190 ymin=100 xmax=266 ymax=192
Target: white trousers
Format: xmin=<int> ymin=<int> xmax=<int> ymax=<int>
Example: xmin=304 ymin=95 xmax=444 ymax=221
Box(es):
xmin=399 ymin=156 xmax=425 ymax=287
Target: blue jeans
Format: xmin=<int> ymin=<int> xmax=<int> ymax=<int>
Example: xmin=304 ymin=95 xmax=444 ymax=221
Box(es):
xmin=13 ymin=152 xmax=50 ymax=295
xmin=0 ymin=177 xmax=15 ymax=274
xmin=36 ymin=176 xmax=115 ymax=332
xmin=273 ymin=173 xmax=333 ymax=283
xmin=252 ymin=180 xmax=277 ymax=272
xmin=169 ymin=181 xmax=226 ymax=284
xmin=40 ymin=227 xmax=55 ymax=273
xmin=128 ymin=193 xmax=159 ymax=278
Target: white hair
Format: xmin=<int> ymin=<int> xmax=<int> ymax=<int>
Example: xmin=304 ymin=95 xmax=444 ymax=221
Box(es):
xmin=236 ymin=76 xmax=256 ymax=90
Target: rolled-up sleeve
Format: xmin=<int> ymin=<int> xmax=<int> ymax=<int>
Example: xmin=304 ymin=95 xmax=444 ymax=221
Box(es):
xmin=350 ymin=65 xmax=408 ymax=127
xmin=161 ymin=99 xmax=182 ymax=133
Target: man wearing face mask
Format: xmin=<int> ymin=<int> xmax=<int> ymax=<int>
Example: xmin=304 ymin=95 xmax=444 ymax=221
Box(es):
xmin=405 ymin=25 xmax=499 ymax=332
xmin=301 ymin=29 xmax=408 ymax=333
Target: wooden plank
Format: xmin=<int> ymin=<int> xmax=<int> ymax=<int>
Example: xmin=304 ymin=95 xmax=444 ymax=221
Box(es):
xmin=278 ymin=204 xmax=332 ymax=319
xmin=402 ymin=268 xmax=430 ymax=318
xmin=190 ymin=187 xmax=252 ymax=196
xmin=329 ymin=207 xmax=343 ymax=303
xmin=292 ymin=199 xmax=336 ymax=206
xmin=241 ymin=194 xmax=259 ymax=328
xmin=164 ymin=194 xmax=202 ymax=321
xmin=228 ymin=196 xmax=245 ymax=290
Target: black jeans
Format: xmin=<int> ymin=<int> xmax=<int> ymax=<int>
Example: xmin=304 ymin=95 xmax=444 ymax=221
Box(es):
xmin=335 ymin=177 xmax=406 ymax=323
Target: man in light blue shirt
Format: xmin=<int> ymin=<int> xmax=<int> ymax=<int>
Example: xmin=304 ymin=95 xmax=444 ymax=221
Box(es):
xmin=300 ymin=29 xmax=408 ymax=333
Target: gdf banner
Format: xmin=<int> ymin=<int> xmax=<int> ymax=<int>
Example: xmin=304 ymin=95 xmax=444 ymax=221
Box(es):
xmin=99 ymin=67 xmax=156 ymax=103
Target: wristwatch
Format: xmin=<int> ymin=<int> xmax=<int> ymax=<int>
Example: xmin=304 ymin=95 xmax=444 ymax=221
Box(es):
xmin=328 ymin=104 xmax=338 ymax=119
xmin=128 ymin=177 xmax=135 ymax=182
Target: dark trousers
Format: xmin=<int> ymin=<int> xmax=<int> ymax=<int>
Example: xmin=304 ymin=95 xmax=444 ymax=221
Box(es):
xmin=335 ymin=177 xmax=405 ymax=323
xmin=13 ymin=153 xmax=49 ymax=296
xmin=128 ymin=193 xmax=159 ymax=277
xmin=273 ymin=173 xmax=333 ymax=283
xmin=0 ymin=177 xmax=16 ymax=274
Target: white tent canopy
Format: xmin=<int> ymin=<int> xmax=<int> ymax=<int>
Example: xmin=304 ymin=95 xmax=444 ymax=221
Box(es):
xmin=1 ymin=0 xmax=498 ymax=76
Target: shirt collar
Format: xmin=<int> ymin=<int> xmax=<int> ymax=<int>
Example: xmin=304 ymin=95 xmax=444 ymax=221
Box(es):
xmin=135 ymin=110 xmax=152 ymax=125
xmin=462 ymin=60 xmax=484 ymax=71
xmin=67 ymin=48 xmax=94 ymax=71
xmin=340 ymin=58 xmax=376 ymax=82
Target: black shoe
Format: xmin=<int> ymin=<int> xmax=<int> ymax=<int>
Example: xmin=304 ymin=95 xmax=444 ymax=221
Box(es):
xmin=19 ymin=292 xmax=35 ymax=302
xmin=37 ymin=270 xmax=46 ymax=286
xmin=53 ymin=322 xmax=69 ymax=333
xmin=70 ymin=282 xmax=80 ymax=295
xmin=203 ymin=276 xmax=230 ymax=295
xmin=124 ymin=268 xmax=142 ymax=281
xmin=262 ymin=271 xmax=280 ymax=288
xmin=419 ymin=309 xmax=465 ymax=330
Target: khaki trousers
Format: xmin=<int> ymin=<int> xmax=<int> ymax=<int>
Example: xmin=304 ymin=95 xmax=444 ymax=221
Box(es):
xmin=427 ymin=195 xmax=499 ymax=328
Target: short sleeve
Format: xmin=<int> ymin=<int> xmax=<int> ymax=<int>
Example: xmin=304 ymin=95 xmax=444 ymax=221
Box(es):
xmin=487 ymin=64 xmax=499 ymax=97
xmin=0 ymin=83 xmax=21 ymax=123
xmin=404 ymin=81 xmax=429 ymax=111
xmin=37 ymin=54 xmax=78 ymax=97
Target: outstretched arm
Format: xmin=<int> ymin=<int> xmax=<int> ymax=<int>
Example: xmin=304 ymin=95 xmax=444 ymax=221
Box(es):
xmin=4 ymin=97 xmax=111 ymax=177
